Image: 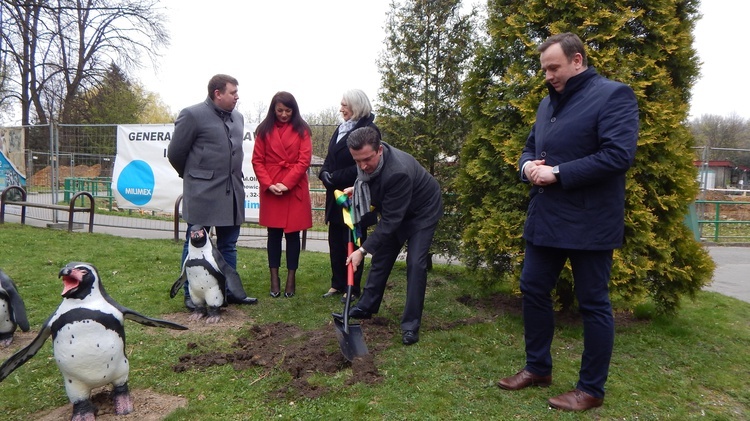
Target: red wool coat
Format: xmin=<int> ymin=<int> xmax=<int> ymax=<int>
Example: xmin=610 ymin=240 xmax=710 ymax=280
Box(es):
xmin=251 ymin=124 xmax=313 ymax=233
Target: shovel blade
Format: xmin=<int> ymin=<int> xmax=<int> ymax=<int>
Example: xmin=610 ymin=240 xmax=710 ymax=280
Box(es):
xmin=333 ymin=317 xmax=369 ymax=361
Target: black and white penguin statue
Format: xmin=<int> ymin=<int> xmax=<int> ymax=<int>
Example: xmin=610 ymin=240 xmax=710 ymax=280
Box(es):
xmin=0 ymin=269 xmax=30 ymax=347
xmin=0 ymin=262 xmax=187 ymax=421
xmin=170 ymin=225 xmax=257 ymax=323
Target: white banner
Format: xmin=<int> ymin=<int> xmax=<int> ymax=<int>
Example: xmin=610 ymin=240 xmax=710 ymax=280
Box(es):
xmin=112 ymin=124 xmax=260 ymax=221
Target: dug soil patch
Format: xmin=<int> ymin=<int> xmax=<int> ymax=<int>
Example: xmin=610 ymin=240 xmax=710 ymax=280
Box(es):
xmin=173 ymin=318 xmax=398 ymax=399
xmin=5 ymin=293 xmax=634 ymax=419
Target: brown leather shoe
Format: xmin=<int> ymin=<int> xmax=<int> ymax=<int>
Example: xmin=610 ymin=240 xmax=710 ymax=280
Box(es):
xmin=497 ymin=369 xmax=552 ymax=390
xmin=548 ymin=389 xmax=603 ymax=411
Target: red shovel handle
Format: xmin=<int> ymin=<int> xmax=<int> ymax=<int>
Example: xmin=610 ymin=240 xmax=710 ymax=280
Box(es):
xmin=347 ymin=242 xmax=355 ymax=287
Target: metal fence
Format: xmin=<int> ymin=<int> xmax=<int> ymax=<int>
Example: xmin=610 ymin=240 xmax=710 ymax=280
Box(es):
xmin=5 ymin=123 xmax=338 ymax=242
xmin=692 ymin=146 xmax=750 ymax=243
xmin=695 ymin=199 xmax=750 ymax=242
xmin=13 ymin=125 xmax=749 ymax=244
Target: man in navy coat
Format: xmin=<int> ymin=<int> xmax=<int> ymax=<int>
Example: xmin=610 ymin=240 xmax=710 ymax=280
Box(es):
xmin=497 ymin=33 xmax=639 ymax=411
xmin=333 ymin=126 xmax=443 ymax=346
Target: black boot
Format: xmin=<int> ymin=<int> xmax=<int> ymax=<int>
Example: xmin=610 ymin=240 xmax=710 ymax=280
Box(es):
xmin=284 ymin=269 xmax=296 ymax=298
xmin=270 ymin=268 xmax=280 ymax=297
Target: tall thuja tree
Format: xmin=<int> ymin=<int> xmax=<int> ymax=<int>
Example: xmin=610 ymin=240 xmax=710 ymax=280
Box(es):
xmin=458 ymin=0 xmax=714 ymax=314
xmin=377 ymin=0 xmax=476 ymax=259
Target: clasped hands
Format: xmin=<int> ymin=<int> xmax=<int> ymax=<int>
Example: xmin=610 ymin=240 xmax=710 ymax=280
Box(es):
xmin=268 ymin=183 xmax=289 ymax=196
xmin=525 ymin=159 xmax=557 ymax=186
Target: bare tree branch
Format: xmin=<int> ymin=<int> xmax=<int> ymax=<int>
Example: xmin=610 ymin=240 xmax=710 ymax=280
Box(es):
xmin=1 ymin=0 xmax=169 ymax=125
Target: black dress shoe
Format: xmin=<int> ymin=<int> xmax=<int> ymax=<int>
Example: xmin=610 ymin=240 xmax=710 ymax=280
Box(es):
xmin=348 ymin=306 xmax=372 ymax=319
xmin=234 ymin=297 xmax=258 ymax=305
xmin=402 ymin=330 xmax=419 ymax=345
xmin=184 ymin=296 xmax=196 ymax=311
xmin=332 ymin=306 xmax=372 ymax=320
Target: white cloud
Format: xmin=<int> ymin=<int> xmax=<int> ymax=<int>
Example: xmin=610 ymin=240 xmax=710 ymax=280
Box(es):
xmin=132 ymin=0 xmax=750 ymax=121
xmin=690 ymin=0 xmax=750 ymax=119
xmin=138 ymin=0 xmax=390 ymax=117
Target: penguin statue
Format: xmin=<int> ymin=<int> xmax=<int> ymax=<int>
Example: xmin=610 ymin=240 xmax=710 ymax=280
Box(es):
xmin=0 ymin=269 xmax=30 ymax=347
xmin=0 ymin=262 xmax=187 ymax=421
xmin=170 ymin=225 xmax=257 ymax=323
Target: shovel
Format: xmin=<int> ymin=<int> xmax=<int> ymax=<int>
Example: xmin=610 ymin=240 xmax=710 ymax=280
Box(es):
xmin=332 ymin=189 xmax=369 ymax=361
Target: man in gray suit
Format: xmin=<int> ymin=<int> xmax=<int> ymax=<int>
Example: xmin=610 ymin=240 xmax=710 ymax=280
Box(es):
xmin=332 ymin=126 xmax=443 ymax=346
xmin=168 ymin=74 xmax=257 ymax=309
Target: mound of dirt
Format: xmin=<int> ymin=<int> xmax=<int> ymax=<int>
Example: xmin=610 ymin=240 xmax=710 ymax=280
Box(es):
xmin=1 ymin=293 xmax=643 ymax=419
xmin=172 ymin=318 xmax=397 ymax=400
xmin=29 ymin=164 xmax=103 ymax=187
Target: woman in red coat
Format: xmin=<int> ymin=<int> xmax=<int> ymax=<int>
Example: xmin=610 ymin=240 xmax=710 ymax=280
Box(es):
xmin=252 ymin=91 xmax=313 ymax=298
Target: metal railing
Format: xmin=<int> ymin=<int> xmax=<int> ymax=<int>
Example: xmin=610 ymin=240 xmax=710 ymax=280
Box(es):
xmin=695 ymin=200 xmax=750 ymax=242
xmin=64 ymin=177 xmax=114 ymax=209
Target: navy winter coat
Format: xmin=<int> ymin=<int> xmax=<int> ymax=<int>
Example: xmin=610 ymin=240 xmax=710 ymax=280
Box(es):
xmin=519 ymin=68 xmax=639 ymax=250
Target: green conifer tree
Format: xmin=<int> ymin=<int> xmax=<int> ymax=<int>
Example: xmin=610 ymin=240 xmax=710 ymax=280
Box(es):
xmin=63 ymin=64 xmax=145 ymax=125
xmin=377 ymin=0 xmax=477 ymax=259
xmin=457 ymin=0 xmax=714 ymax=313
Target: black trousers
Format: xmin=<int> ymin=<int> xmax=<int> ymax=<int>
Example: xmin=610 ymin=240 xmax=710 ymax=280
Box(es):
xmin=356 ymin=222 xmax=437 ymax=332
xmin=267 ymin=228 xmax=301 ymax=270
xmin=327 ymin=221 xmax=367 ymax=295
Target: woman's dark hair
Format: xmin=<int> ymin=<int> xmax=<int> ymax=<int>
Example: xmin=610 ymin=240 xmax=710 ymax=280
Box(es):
xmin=255 ymin=91 xmax=311 ymax=139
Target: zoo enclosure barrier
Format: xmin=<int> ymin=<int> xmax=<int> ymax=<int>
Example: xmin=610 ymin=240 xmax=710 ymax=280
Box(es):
xmin=1 ymin=185 xmax=95 ymax=232
xmin=4 ymin=122 xmax=337 ymax=243
xmin=10 ymin=124 xmax=750 ymax=244
xmin=693 ymin=199 xmax=750 ymax=243
xmin=691 ymin=145 xmax=750 ymax=243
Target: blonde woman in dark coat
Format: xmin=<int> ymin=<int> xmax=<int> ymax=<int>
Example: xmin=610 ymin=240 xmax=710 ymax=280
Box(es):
xmin=318 ymin=89 xmax=379 ymax=302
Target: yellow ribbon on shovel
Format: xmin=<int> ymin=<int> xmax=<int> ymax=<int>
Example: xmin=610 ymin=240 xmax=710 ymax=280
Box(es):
xmin=334 ymin=189 xmax=360 ymax=247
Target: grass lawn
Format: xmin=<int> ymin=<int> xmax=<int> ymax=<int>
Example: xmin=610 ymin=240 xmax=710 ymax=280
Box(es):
xmin=0 ymin=224 xmax=748 ymax=420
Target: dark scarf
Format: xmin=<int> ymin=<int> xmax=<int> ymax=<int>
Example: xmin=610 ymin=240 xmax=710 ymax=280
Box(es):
xmin=206 ymin=97 xmax=234 ymax=122
xmin=352 ymin=145 xmax=388 ymax=224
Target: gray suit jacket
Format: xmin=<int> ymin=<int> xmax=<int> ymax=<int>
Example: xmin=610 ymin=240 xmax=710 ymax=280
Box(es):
xmin=168 ymin=98 xmax=245 ymax=227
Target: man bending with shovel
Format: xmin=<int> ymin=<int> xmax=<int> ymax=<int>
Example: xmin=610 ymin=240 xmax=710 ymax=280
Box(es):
xmin=332 ymin=126 xmax=443 ymax=345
